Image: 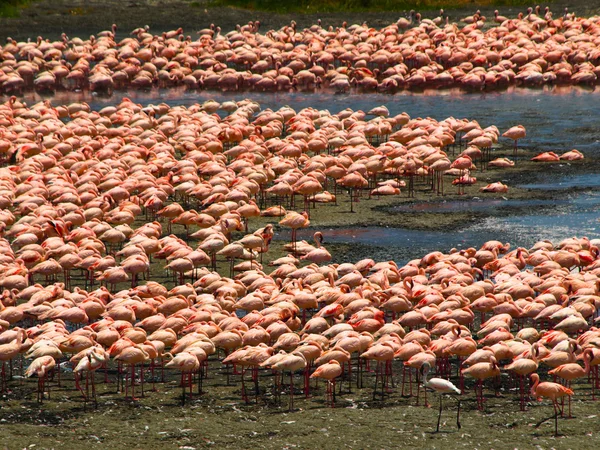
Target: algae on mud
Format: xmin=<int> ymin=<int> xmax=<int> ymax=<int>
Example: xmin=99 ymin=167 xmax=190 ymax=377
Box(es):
xmin=1 ymin=361 xmax=599 ymax=449
xmin=2 ymin=0 xmax=600 ymax=42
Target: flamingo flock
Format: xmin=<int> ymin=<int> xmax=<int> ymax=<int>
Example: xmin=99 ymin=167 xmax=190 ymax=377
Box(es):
xmin=0 ymin=90 xmax=593 ymax=438
xmin=4 ymin=7 xmax=600 ymax=94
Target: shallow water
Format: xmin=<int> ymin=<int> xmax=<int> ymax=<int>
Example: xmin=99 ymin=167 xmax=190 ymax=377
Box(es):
xmin=519 ymin=173 xmax=600 ymax=190
xmin=388 ymin=198 xmax=566 ymax=213
xmin=281 ymin=191 xmax=600 ymax=264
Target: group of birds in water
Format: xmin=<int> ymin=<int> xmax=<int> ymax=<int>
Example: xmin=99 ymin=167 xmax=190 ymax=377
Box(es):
xmin=0 ymin=90 xmax=592 ymax=435
xmin=4 ymin=6 xmax=600 ymax=93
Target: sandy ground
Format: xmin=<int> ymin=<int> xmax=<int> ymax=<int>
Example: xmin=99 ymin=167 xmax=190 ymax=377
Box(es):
xmin=2 ymin=0 xmax=600 ymax=42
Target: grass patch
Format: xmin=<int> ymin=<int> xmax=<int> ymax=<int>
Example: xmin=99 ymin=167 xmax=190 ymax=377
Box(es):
xmin=210 ymin=0 xmax=531 ymax=13
xmin=0 ymin=0 xmax=34 ymax=18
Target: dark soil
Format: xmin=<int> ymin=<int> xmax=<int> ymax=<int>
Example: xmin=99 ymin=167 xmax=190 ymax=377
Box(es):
xmin=2 ymin=0 xmax=600 ymax=42
xmin=1 ymin=354 xmax=599 ymax=449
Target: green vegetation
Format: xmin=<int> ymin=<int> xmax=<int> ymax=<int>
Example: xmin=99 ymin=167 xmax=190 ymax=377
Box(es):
xmin=211 ymin=0 xmax=531 ymax=14
xmin=1 ymin=366 xmax=599 ymax=450
xmin=0 ymin=0 xmax=33 ymax=17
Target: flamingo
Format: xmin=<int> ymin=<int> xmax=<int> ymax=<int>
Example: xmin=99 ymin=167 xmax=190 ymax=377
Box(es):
xmin=361 ymin=341 xmax=395 ymax=399
xmin=0 ymin=328 xmax=25 ymax=391
xmin=73 ymin=347 xmax=109 ymax=407
xmin=421 ymin=361 xmax=461 ymax=432
xmin=268 ymin=352 xmax=307 ymax=411
xmin=279 ymin=211 xmax=310 ymax=254
xmin=502 ymin=125 xmax=526 ymax=159
xmin=461 ymin=356 xmax=500 ymax=410
xmin=548 ymin=349 xmax=592 ymax=417
xmin=165 ymin=352 xmax=200 ymax=405
xmin=113 ymin=345 xmax=150 ymax=400
xmin=530 ymin=373 xmax=574 ymax=436
xmin=503 ymin=346 xmax=539 ymax=411
xmin=310 ymin=360 xmax=343 ymax=408
xmin=25 ymin=356 xmax=56 ymax=402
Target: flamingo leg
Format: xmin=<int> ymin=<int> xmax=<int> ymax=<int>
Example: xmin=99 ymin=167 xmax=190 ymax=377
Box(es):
xmin=567 ymin=381 xmax=572 ymax=418
xmin=436 ymin=394 xmax=443 ymax=432
xmin=92 ymin=371 xmax=97 ymax=408
xmin=85 ymin=371 xmax=90 ymax=405
xmin=357 ymin=357 xmax=363 ymax=389
xmin=519 ymin=375 xmax=525 ymax=411
xmin=332 ymin=379 xmax=337 ymax=408
xmin=416 ymin=370 xmax=421 ymax=405
xmin=124 ymin=364 xmax=128 ymax=398
xmin=140 ymin=362 xmax=145 ymax=397
xmin=38 ymin=377 xmax=43 ymax=403
xmin=130 ymin=364 xmax=137 ymax=401
xmin=45 ymin=372 xmax=50 ymax=401
xmin=553 ymin=400 xmax=559 ymax=436
xmin=373 ymin=361 xmax=379 ymax=400
xmin=241 ymin=367 xmax=248 ymax=403
xmin=181 ymin=372 xmax=186 ymax=406
xmin=289 ymin=371 xmax=294 ymax=412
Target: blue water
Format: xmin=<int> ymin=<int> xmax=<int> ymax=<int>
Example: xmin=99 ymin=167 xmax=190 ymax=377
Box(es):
xmin=519 ymin=173 xmax=600 ymax=190
xmin=389 ymin=198 xmax=567 ymax=213
xmin=281 ymin=191 xmax=600 ymax=264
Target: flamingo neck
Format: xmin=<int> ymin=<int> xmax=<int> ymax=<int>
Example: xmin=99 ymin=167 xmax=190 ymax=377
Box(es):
xmin=422 ymin=364 xmax=429 ymax=386
xmin=530 ymin=376 xmax=539 ymax=396
xmin=584 ymin=352 xmax=591 ymax=374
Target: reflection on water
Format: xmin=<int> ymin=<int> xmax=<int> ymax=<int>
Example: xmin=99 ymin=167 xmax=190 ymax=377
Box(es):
xmin=519 ymin=173 xmax=600 ymax=190
xmin=389 ymin=198 xmax=566 ymax=213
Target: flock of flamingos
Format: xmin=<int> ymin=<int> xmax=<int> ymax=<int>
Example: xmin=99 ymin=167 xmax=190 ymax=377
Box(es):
xmin=0 ymin=6 xmax=597 ymax=438
xmin=3 ymin=5 xmax=600 ymax=93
